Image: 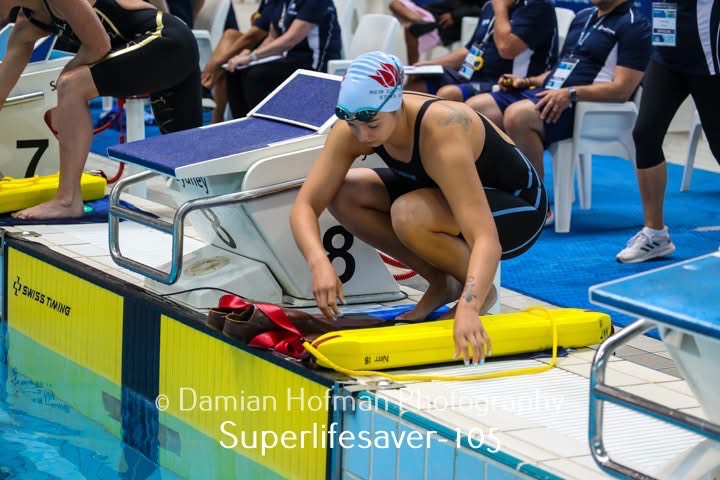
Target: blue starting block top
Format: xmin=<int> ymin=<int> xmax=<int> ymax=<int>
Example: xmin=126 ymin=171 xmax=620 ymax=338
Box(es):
xmin=108 ymin=71 xmax=341 ymax=178
xmin=253 ymin=73 xmax=341 ymax=129
xmin=589 ymin=251 xmax=720 ymax=339
xmin=108 ymin=117 xmax=315 ymax=177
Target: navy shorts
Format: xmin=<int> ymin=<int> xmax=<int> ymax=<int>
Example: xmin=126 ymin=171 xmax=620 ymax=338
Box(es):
xmin=424 ymin=67 xmax=495 ymax=100
xmin=490 ymin=88 xmax=576 ymax=146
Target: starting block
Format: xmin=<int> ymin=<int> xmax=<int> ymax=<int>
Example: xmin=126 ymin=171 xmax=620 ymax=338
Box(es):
xmin=589 ymin=251 xmax=720 ymax=480
xmin=107 ymin=70 xmax=406 ymax=308
xmin=0 ymin=26 xmax=70 ymax=178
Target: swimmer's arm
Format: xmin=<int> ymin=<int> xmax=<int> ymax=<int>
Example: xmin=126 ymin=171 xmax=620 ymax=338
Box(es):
xmin=0 ymin=13 xmax=45 ymax=106
xmin=53 ymin=0 xmax=111 ymax=72
xmin=251 ymin=19 xmax=315 ymax=59
xmin=423 ymin=109 xmax=502 ymax=316
xmin=290 ymin=123 xmax=369 ymax=269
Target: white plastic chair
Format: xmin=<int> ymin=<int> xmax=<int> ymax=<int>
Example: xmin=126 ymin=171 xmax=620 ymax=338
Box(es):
xmin=327 ymin=14 xmax=407 ymax=75
xmin=548 ymin=100 xmax=638 ymax=233
xmin=460 ymin=16 xmax=479 ymax=45
xmin=681 ymin=108 xmax=703 ymax=192
xmin=334 ymin=0 xmax=357 ymax=58
xmin=192 ymin=0 xmax=231 ymax=70
xmin=555 ymin=7 xmax=575 ymax=52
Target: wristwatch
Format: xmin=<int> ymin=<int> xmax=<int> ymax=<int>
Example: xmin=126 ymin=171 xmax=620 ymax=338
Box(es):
xmin=568 ymin=87 xmax=577 ymax=104
xmin=249 ymin=51 xmax=258 ymax=62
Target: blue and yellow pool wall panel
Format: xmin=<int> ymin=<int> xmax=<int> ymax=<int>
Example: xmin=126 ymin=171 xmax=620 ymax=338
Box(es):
xmin=1 ymin=234 xmax=336 ymax=480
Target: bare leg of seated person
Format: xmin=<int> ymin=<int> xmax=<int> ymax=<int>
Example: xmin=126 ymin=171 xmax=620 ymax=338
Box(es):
xmin=202 ymin=29 xmax=243 ymax=123
xmin=404 ymin=28 xmax=421 ymax=65
xmin=330 ymin=170 xmax=485 ymax=321
xmin=12 ymin=67 xmax=99 ymax=220
xmin=466 ymin=92 xmax=504 ymax=131
xmin=437 ymin=84 xmax=463 ymax=101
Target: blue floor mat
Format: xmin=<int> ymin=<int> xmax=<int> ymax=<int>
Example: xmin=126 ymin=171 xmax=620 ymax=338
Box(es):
xmin=502 ymin=154 xmax=720 ymax=331
xmin=0 ymin=196 xmax=149 ymax=225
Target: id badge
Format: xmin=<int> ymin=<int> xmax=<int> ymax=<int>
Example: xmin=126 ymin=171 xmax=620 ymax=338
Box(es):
xmin=459 ymin=45 xmax=484 ymax=80
xmin=546 ymin=58 xmax=578 ymax=89
xmin=652 ymin=2 xmax=677 ymax=47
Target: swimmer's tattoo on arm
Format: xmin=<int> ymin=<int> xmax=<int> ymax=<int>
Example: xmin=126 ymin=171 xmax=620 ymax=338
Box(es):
xmin=463 ymin=276 xmax=478 ymax=304
xmin=439 ymin=104 xmax=472 ymax=130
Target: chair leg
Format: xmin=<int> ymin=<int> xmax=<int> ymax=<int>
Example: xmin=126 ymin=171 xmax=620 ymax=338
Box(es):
xmin=682 ymin=125 xmax=702 ymax=192
xmin=577 ymin=152 xmax=592 ymax=210
xmin=553 ymin=146 xmax=574 ymax=233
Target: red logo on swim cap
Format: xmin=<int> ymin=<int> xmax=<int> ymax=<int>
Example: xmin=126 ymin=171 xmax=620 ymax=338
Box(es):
xmin=369 ymin=63 xmax=401 ymax=88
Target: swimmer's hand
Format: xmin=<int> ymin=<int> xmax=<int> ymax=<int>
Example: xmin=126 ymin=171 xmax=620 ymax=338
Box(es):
xmin=227 ymin=54 xmax=252 ymax=71
xmin=310 ymin=258 xmax=345 ymax=320
xmin=453 ymin=308 xmax=491 ymax=366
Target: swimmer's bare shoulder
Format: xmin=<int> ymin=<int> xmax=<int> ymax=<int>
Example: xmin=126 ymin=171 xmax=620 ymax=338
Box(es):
xmin=420 ymin=101 xmax=485 ymax=156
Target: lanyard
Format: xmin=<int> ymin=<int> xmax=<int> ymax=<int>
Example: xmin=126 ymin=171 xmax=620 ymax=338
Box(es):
xmin=481 ymin=17 xmax=496 ymax=47
xmin=573 ymin=8 xmax=604 ymax=55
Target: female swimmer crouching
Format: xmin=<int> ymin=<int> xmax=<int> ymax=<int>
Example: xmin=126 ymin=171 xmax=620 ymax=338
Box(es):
xmin=290 ymin=51 xmax=547 ymax=364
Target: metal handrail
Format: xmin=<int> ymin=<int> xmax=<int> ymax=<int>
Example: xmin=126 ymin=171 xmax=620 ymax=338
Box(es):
xmin=589 ymin=318 xmax=720 ymax=479
xmin=4 ymin=91 xmax=44 ymax=107
xmin=108 ymin=171 xmax=305 ymax=284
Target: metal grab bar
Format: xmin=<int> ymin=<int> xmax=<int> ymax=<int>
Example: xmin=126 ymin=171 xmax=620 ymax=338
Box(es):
xmin=108 ymin=171 xmax=305 ymax=284
xmin=588 ymin=319 xmax=720 ymax=480
xmin=4 ymin=91 xmax=44 ymax=107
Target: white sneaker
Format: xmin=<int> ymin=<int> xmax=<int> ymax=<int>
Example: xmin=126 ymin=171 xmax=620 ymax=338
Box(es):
xmin=616 ymin=227 xmax=676 ymax=263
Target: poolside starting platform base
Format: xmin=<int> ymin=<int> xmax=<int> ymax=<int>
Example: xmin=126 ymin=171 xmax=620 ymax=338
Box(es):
xmin=2 ymin=231 xmax=714 ymax=480
xmin=105 ymin=70 xmax=407 ymax=309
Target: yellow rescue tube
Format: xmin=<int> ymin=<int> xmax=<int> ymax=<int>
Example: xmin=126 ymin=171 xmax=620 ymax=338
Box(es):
xmin=311 ymin=308 xmax=612 ymax=370
xmin=0 ymin=172 xmax=107 ymax=214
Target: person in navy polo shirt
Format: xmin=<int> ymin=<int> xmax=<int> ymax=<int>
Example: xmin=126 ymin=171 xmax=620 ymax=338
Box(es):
xmin=224 ymin=0 xmax=342 ymax=118
xmin=617 ymin=0 xmax=720 ymax=263
xmin=406 ymin=0 xmax=557 ymax=101
xmin=468 ymin=0 xmax=651 ymax=225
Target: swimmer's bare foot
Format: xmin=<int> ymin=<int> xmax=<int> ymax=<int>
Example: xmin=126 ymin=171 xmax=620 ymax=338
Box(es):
xmin=11 ymin=197 xmax=84 ymax=220
xmin=397 ymin=274 xmax=462 ymax=321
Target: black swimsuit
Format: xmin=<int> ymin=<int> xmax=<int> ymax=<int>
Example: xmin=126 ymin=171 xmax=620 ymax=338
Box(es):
xmin=373 ymin=94 xmax=547 ymax=260
xmin=17 ymin=0 xmax=201 ymax=133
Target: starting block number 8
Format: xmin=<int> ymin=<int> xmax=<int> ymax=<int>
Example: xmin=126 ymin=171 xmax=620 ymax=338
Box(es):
xmin=322 ymin=225 xmax=356 ymax=283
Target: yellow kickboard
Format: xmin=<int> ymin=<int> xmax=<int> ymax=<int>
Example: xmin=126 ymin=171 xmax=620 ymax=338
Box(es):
xmin=0 ymin=172 xmax=107 ymax=214
xmin=312 ymin=308 xmax=612 ymax=370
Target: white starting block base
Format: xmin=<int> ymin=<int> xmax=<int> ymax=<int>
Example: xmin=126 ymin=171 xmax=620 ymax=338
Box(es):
xmin=144 ymin=244 xmax=284 ymax=308
xmin=661 ymin=327 xmax=720 ymax=423
xmin=659 ymin=439 xmax=720 ymax=480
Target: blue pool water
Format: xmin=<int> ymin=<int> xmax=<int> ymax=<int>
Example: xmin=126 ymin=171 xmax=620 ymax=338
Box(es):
xmin=0 ymin=322 xmax=181 ymax=480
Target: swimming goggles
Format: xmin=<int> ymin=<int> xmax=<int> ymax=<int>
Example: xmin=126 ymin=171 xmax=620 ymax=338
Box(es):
xmin=335 ymin=82 xmax=400 ymax=122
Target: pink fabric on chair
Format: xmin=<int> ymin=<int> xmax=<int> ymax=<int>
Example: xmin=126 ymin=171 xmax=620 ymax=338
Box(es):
xmin=395 ymin=0 xmax=441 ymax=54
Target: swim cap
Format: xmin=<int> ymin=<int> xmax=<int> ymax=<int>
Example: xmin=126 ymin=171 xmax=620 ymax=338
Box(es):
xmin=336 ymin=51 xmax=404 ymax=115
